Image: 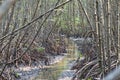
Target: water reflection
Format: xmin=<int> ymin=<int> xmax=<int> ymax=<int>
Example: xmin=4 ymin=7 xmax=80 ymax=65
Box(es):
xmin=35 ymin=39 xmax=79 ymax=80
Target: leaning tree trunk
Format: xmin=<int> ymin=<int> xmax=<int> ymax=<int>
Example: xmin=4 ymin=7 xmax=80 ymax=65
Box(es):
xmin=116 ymin=0 xmax=120 ymax=61
xmin=106 ymin=0 xmax=111 ymax=72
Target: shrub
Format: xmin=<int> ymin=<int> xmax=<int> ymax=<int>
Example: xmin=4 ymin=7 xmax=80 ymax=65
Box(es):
xmin=35 ymin=47 xmax=45 ymax=53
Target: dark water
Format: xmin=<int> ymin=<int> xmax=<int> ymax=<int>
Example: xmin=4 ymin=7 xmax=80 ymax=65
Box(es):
xmin=34 ymin=39 xmax=80 ymax=80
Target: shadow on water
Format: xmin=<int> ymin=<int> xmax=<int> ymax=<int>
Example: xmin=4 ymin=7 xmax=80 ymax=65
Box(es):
xmin=34 ymin=39 xmax=80 ymax=80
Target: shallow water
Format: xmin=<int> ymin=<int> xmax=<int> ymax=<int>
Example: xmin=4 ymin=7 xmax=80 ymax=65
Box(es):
xmin=34 ymin=39 xmax=80 ymax=80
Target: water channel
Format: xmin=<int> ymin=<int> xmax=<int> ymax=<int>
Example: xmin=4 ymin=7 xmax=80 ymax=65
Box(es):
xmin=34 ymin=39 xmax=80 ymax=80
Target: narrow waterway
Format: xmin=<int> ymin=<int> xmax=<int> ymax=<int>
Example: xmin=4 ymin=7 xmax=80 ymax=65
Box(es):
xmin=34 ymin=39 xmax=80 ymax=80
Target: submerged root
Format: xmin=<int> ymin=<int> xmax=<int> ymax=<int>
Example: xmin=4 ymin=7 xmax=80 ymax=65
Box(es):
xmin=72 ymin=60 xmax=98 ymax=80
xmin=71 ymin=55 xmax=118 ymax=80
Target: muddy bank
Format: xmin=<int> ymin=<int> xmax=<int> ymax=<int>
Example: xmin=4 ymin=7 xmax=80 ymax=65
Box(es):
xmin=8 ymin=37 xmax=88 ymax=80
xmin=14 ymin=54 xmax=66 ymax=80
xmin=0 ymin=35 xmax=68 ymax=80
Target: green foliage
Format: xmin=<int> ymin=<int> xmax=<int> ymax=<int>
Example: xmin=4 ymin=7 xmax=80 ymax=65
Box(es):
xmin=87 ymin=78 xmax=92 ymax=80
xmin=35 ymin=47 xmax=45 ymax=53
xmin=56 ymin=38 xmax=60 ymax=41
xmin=60 ymin=19 xmax=67 ymax=28
xmin=78 ymin=51 xmax=83 ymax=57
xmin=14 ymin=73 xmax=20 ymax=78
xmin=75 ymin=17 xmax=81 ymax=26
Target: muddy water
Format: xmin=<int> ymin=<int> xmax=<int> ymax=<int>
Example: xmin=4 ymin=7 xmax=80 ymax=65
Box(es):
xmin=34 ymin=39 xmax=80 ymax=80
